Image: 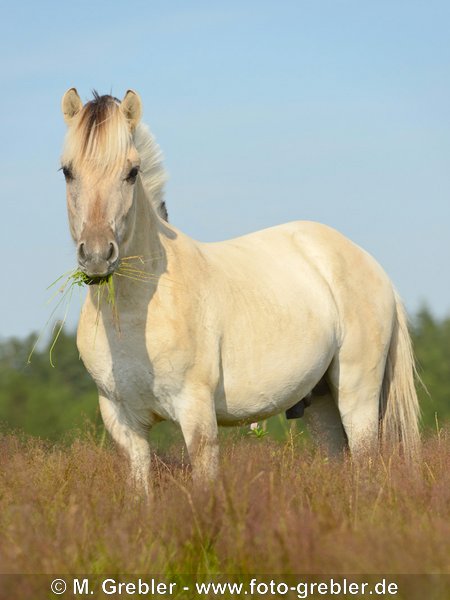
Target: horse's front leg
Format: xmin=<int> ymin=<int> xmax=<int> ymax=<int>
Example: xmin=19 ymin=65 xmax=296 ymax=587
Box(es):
xmin=176 ymin=388 xmax=219 ymax=483
xmin=99 ymin=395 xmax=152 ymax=494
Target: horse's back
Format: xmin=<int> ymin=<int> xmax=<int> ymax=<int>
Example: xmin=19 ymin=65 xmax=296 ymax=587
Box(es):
xmin=201 ymin=220 xmax=394 ymax=316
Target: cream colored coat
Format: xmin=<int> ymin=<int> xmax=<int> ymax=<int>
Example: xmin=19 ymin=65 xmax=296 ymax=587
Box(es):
xmin=61 ymin=89 xmax=420 ymax=490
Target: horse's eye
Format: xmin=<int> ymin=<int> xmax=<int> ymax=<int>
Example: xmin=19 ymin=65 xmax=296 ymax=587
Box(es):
xmin=61 ymin=165 xmax=74 ymax=181
xmin=125 ymin=167 xmax=139 ymax=183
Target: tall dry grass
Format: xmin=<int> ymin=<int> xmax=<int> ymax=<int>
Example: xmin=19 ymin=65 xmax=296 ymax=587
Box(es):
xmin=0 ymin=429 xmax=449 ymax=576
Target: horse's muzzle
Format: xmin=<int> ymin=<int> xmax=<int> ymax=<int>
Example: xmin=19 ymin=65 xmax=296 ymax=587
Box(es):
xmin=77 ymin=238 xmax=119 ymax=278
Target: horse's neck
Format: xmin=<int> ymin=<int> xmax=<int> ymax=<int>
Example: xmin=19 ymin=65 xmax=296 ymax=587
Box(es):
xmin=125 ymin=176 xmax=163 ymax=265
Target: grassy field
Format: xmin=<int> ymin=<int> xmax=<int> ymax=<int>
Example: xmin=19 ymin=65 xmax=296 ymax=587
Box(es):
xmin=0 ymin=426 xmax=449 ymax=575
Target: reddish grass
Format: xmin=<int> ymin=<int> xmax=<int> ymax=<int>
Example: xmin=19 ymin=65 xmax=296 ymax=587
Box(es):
xmin=0 ymin=429 xmax=449 ymax=576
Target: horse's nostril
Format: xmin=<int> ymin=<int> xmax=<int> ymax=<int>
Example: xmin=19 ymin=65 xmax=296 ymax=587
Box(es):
xmin=107 ymin=241 xmax=118 ymax=264
xmin=78 ymin=242 xmax=86 ymax=261
xmin=107 ymin=243 xmax=114 ymax=261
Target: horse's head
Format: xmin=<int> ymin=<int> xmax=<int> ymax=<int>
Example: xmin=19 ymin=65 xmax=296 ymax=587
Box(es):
xmin=61 ymin=88 xmax=143 ymax=279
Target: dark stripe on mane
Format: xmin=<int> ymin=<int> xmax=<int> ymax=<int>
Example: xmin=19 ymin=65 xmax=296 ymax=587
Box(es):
xmin=78 ymin=91 xmax=118 ymax=155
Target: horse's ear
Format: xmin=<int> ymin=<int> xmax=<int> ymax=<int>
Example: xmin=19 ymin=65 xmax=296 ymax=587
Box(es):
xmin=62 ymin=88 xmax=83 ymax=124
xmin=121 ymin=90 xmax=142 ymax=130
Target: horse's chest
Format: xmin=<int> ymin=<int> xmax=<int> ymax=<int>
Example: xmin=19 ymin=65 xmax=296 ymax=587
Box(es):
xmin=78 ymin=332 xmax=150 ymax=396
xmin=76 ymin=312 xmax=189 ymax=420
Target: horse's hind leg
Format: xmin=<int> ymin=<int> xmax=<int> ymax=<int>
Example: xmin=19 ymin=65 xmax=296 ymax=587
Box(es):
xmin=303 ymin=391 xmax=347 ymax=456
xmin=327 ymin=355 xmax=384 ymax=455
xmin=99 ymin=395 xmax=152 ymax=493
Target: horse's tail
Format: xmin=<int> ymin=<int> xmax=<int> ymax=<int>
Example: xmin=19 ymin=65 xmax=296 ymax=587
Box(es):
xmin=380 ymin=291 xmax=421 ymax=458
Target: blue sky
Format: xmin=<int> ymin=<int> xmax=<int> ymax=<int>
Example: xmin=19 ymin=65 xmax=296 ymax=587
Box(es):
xmin=1 ymin=1 xmax=449 ymax=339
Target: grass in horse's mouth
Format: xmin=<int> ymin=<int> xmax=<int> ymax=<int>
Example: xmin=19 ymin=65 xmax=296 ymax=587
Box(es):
xmin=27 ymin=269 xmax=117 ymax=367
xmin=28 ymin=256 xmax=158 ymax=367
xmin=85 ymin=274 xmax=110 ymax=285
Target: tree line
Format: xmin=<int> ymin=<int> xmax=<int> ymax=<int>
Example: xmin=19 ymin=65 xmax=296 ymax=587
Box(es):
xmin=0 ymin=307 xmax=448 ymax=441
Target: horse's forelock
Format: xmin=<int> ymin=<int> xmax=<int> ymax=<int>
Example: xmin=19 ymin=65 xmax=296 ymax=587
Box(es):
xmin=66 ymin=92 xmax=131 ymax=175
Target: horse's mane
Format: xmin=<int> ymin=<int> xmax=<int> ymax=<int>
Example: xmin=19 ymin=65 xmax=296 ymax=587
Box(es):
xmin=64 ymin=91 xmax=168 ymax=221
xmin=134 ymin=121 xmax=168 ymax=221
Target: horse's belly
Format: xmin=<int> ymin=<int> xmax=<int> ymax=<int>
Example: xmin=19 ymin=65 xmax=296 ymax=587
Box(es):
xmin=214 ymin=385 xmax=314 ymax=425
xmin=214 ymin=373 xmax=330 ymax=425
xmin=214 ymin=329 xmax=336 ymax=424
